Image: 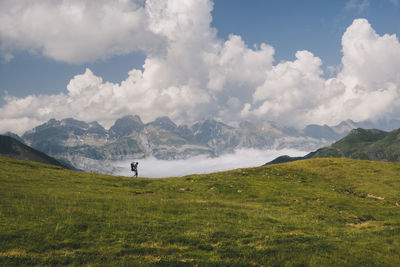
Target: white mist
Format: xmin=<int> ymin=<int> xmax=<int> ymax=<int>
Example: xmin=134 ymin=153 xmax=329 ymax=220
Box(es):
xmin=112 ymin=148 xmax=308 ymax=178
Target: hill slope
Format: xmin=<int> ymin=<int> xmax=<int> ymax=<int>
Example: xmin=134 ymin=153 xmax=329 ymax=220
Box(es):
xmin=1 ymin=157 xmax=399 ymax=266
xmin=266 ymin=128 xmax=400 ymax=165
xmin=310 ymin=128 xmax=400 ymax=161
xmin=0 ymin=135 xmax=66 ymax=168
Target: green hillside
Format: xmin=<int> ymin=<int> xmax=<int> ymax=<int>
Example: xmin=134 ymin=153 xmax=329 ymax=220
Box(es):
xmin=1 ymin=156 xmax=400 ymax=266
xmin=266 ymin=128 xmax=400 ymax=166
xmin=311 ymin=128 xmax=400 ymax=161
xmin=0 ymin=135 xmax=66 ymax=168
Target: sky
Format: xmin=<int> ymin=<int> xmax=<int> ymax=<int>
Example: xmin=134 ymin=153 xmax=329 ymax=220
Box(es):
xmin=1 ymin=0 xmax=400 ymax=134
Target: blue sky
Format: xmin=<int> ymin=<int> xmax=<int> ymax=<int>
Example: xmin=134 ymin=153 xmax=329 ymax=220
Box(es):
xmin=213 ymin=0 xmax=400 ymax=66
xmin=1 ymin=0 xmax=399 ymax=100
xmin=1 ymin=0 xmax=400 ymax=134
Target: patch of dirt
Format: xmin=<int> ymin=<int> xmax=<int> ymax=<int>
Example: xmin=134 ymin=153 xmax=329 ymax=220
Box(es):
xmin=0 ymin=250 xmax=27 ymax=257
xmin=179 ymin=258 xmax=195 ymax=263
xmin=124 ymin=254 xmax=161 ymax=263
xmin=178 ymin=187 xmax=193 ymax=192
xmin=53 ymin=249 xmax=78 ymax=256
xmin=140 ymin=242 xmax=189 ymax=250
xmin=366 ymin=194 xmax=384 ymax=200
xmin=346 ymin=221 xmax=377 ymax=227
xmin=288 ymin=230 xmax=303 ymax=236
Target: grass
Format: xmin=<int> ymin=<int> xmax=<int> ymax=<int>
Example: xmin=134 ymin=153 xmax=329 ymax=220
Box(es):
xmin=0 ymin=156 xmax=400 ymax=266
xmin=312 ymin=128 xmax=400 ymax=161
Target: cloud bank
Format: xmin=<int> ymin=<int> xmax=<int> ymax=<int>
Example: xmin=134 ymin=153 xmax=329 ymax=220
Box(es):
xmin=113 ymin=148 xmax=307 ymax=178
xmin=1 ymin=0 xmax=400 ymax=134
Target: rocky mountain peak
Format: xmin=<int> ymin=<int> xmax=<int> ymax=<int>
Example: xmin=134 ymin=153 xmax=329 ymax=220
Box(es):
xmin=31 ymin=118 xmax=61 ymax=132
xmin=61 ymin=118 xmax=90 ymax=129
xmin=109 ymin=115 xmax=144 ymax=138
xmin=191 ymin=119 xmax=238 ymax=151
xmin=192 ymin=119 xmax=233 ymax=132
xmin=303 ymin=124 xmax=338 ymax=140
xmin=28 ymin=118 xmax=93 ymax=135
xmin=147 ymin=116 xmax=178 ymax=132
xmin=332 ymin=120 xmax=357 ymax=135
xmin=46 ymin=118 xmax=59 ymax=126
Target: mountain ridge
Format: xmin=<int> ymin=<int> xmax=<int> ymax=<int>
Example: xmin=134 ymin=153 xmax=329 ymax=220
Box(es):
xmin=265 ymin=127 xmax=400 ymax=165
xmin=0 ymin=135 xmax=67 ymax=168
xmin=8 ymin=115 xmax=400 ymax=173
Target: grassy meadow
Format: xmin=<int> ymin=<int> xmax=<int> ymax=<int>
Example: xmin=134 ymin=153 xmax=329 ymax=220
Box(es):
xmin=0 ymin=156 xmax=400 ymax=266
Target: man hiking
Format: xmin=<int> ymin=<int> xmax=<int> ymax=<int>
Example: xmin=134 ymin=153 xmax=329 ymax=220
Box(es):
xmin=131 ymin=162 xmax=139 ymax=177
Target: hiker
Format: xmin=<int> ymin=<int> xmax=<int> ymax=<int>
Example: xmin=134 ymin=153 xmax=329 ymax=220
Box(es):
xmin=131 ymin=162 xmax=139 ymax=177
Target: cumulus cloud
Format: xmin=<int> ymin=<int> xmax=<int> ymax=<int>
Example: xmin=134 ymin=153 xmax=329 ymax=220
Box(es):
xmin=335 ymin=19 xmax=400 ymax=122
xmin=242 ymin=18 xmax=400 ymax=126
xmin=1 ymin=1 xmax=400 ymax=136
xmin=251 ymin=50 xmax=324 ymax=125
xmin=0 ymin=0 xmax=163 ymax=63
xmin=0 ymin=0 xmax=277 ymax=133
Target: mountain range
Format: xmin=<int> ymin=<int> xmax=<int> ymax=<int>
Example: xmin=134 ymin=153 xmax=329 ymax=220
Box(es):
xmin=4 ymin=115 xmax=400 ymax=173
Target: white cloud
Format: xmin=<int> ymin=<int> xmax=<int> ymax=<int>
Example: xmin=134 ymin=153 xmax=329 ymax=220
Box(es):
xmin=340 ymin=19 xmax=400 ymax=89
xmin=251 ymin=50 xmax=324 ymax=125
xmin=336 ymin=19 xmax=400 ymax=122
xmin=0 ymin=0 xmax=163 ymax=63
xmin=1 ymin=1 xmax=400 ymax=136
xmin=345 ymin=0 xmax=370 ymax=13
xmin=207 ymin=35 xmax=274 ymax=92
xmin=242 ymin=19 xmax=400 ymax=126
xmin=1 ymin=0 xmax=277 ymax=133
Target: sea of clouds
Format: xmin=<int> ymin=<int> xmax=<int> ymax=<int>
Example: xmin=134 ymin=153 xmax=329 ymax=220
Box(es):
xmin=112 ymin=148 xmax=308 ymax=178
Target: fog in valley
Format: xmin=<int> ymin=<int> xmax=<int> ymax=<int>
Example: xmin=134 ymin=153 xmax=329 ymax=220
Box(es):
xmin=113 ymin=148 xmax=308 ymax=178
